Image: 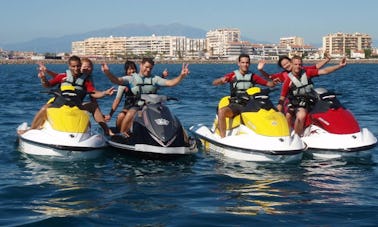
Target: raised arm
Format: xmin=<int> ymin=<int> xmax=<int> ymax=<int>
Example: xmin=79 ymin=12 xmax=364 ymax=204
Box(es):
xmin=315 ymin=51 xmax=331 ymax=69
xmin=101 ymin=63 xmax=125 ymax=85
xmin=38 ymin=70 xmax=51 ymax=88
xmin=164 ymin=63 xmax=190 ymax=87
xmin=318 ymin=57 xmax=346 ymax=75
xmin=257 ymin=59 xmax=271 ymax=80
xmin=38 ymin=62 xmax=58 ymax=78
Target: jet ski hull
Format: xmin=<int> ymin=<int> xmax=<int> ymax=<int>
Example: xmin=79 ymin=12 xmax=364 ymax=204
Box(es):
xmin=190 ymin=124 xmax=304 ymax=163
xmin=302 ymin=125 xmax=377 ymax=159
xmin=106 ymin=94 xmax=197 ymax=158
xmin=17 ymin=122 xmax=106 ymax=161
xmin=301 ymin=88 xmax=377 ymax=159
xmin=108 ymin=134 xmax=196 ymax=155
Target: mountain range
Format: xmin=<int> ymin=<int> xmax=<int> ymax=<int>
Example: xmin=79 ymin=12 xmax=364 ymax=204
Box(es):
xmin=5 ymin=23 xmax=370 ymax=53
xmin=0 ymin=23 xmax=269 ymax=53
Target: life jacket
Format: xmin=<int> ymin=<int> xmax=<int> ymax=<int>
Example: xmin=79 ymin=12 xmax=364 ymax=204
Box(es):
xmin=230 ymin=70 xmax=255 ymax=98
xmin=60 ymin=70 xmax=89 ymax=101
xmin=287 ymin=70 xmax=314 ymax=97
xmin=130 ymin=73 xmax=158 ymax=96
xmin=287 ymin=70 xmax=316 ymax=108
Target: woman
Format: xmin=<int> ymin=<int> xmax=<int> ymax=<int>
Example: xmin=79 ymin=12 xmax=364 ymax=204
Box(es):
xmin=104 ymin=60 xmax=137 ymax=131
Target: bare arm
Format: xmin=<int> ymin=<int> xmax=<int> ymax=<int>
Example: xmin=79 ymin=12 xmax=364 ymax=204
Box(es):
xmin=101 ymin=63 xmax=125 ymax=85
xmin=212 ymin=76 xmax=227 ymax=86
xmin=257 ymin=59 xmax=271 ymax=80
xmin=318 ymin=58 xmax=346 ymax=75
xmin=315 ymin=51 xmax=331 ymax=69
xmin=38 ymin=70 xmax=51 ymax=88
xmin=38 ymin=62 xmax=58 ymax=78
xmin=164 ymin=63 xmax=190 ymax=87
xmin=90 ymin=87 xmax=115 ymax=99
xmin=162 ymin=68 xmax=169 ymax=78
xmin=108 ymin=97 xmax=121 ymax=118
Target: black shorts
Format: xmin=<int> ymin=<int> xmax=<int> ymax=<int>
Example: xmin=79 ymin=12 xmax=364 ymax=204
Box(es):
xmin=228 ymin=102 xmax=244 ymax=115
xmin=123 ymin=97 xmax=135 ymax=110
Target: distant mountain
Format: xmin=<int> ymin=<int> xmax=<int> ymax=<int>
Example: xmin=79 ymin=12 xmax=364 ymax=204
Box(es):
xmin=2 ymin=23 xmax=208 ymax=53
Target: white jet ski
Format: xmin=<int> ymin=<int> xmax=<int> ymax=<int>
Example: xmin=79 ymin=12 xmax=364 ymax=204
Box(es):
xmin=190 ymin=88 xmax=306 ymax=163
xmin=17 ymin=87 xmax=107 ymax=161
xmin=301 ymin=88 xmax=377 ymax=159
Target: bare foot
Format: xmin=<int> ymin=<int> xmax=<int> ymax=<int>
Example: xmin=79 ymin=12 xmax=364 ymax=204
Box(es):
xmin=17 ymin=129 xmax=28 ymax=135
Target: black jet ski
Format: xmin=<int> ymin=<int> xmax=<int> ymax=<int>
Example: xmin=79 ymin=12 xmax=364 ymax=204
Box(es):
xmin=108 ymin=94 xmax=197 ymax=157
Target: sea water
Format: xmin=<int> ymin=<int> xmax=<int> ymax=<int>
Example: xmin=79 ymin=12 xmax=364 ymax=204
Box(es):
xmin=0 ymin=63 xmax=377 ymax=226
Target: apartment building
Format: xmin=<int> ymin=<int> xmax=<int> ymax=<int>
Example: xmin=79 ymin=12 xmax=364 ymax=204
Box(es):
xmin=280 ymin=36 xmax=304 ymax=47
xmin=126 ymin=35 xmax=186 ymax=59
xmin=72 ymin=36 xmax=127 ymax=58
xmin=72 ymin=35 xmax=206 ymax=59
xmin=322 ymin=32 xmax=372 ymax=57
xmin=206 ymin=28 xmax=241 ymax=57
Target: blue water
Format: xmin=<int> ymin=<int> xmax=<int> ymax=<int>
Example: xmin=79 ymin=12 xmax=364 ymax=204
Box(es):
xmin=1 ymin=63 xmax=378 ymax=226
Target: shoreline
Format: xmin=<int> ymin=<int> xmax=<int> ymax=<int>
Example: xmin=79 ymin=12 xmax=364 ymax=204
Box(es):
xmin=1 ymin=58 xmax=378 ymax=65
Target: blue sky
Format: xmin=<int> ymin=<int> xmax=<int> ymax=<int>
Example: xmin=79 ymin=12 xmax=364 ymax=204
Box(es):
xmin=1 ymin=0 xmax=377 ymax=46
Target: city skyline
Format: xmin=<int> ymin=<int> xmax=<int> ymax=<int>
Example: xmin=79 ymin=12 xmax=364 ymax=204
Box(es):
xmin=1 ymin=0 xmax=377 ymax=46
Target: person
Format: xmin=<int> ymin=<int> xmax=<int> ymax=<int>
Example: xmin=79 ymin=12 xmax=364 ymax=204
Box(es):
xmin=101 ymin=57 xmax=190 ymax=136
xmin=278 ymin=55 xmax=347 ymax=136
xmin=212 ymin=53 xmax=277 ymax=138
xmin=257 ymin=52 xmax=332 ymax=127
xmin=25 ymin=56 xmax=115 ymax=136
xmin=258 ymin=51 xmax=332 ymax=86
xmin=104 ymin=60 xmax=137 ymax=131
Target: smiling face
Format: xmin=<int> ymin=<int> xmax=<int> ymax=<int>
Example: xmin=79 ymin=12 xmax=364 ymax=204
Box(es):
xmin=280 ymin=58 xmax=292 ymax=72
xmin=139 ymin=61 xmax=153 ymax=77
xmin=126 ymin=65 xmax=136 ymax=76
xmin=238 ymin=56 xmax=250 ymax=74
xmin=68 ymin=59 xmax=82 ymax=77
xmin=291 ymin=58 xmax=303 ymax=76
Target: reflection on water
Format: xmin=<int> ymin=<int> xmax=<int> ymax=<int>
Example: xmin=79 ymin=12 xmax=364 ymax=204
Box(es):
xmin=210 ymin=155 xmax=375 ymax=216
xmin=17 ymin=152 xmax=197 ymax=219
xmin=212 ymin=157 xmax=304 ymax=215
xmin=301 ymin=158 xmax=374 ymax=205
xmin=19 ymin=155 xmax=105 ymax=218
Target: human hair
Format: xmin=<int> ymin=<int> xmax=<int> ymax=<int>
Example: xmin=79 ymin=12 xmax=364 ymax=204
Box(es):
xmin=277 ymin=56 xmax=291 ymax=68
xmin=124 ymin=60 xmax=137 ymax=72
xmin=141 ymin=57 xmax=155 ymax=66
xmin=291 ymin=55 xmax=302 ymax=62
xmin=68 ymin=55 xmax=81 ymax=64
xmin=238 ymin=53 xmax=250 ymax=62
xmin=81 ymin=57 xmax=93 ymax=67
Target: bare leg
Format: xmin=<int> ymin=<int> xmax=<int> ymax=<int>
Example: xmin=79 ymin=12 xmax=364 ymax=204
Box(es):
xmin=217 ymin=106 xmax=234 ymax=138
xmin=30 ymin=103 xmax=50 ymax=129
xmin=83 ymin=102 xmax=113 ymax=136
xmin=294 ymin=108 xmax=307 ymax=136
xmin=116 ymin=110 xmax=127 ymax=130
xmin=120 ymin=109 xmax=137 ymax=135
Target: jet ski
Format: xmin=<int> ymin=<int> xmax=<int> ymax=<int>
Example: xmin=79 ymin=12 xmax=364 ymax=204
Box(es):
xmin=190 ymin=87 xmax=306 ymax=163
xmin=301 ymin=87 xmax=377 ymax=159
xmin=17 ymin=86 xmax=107 ymax=161
xmin=108 ymin=94 xmax=197 ymax=157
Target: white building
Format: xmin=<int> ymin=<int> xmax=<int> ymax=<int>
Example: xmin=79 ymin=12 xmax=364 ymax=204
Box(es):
xmin=72 ymin=35 xmax=205 ymax=59
xmin=206 ymin=28 xmax=241 ymax=58
xmin=322 ymin=32 xmax=372 ymax=58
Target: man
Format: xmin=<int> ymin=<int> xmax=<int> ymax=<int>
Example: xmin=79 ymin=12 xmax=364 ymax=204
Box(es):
xmin=212 ymin=53 xmax=277 ymax=138
xmin=101 ymin=57 xmax=190 ymax=136
xmin=278 ymin=55 xmax=347 ymax=136
xmin=29 ymin=56 xmax=114 ymax=136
